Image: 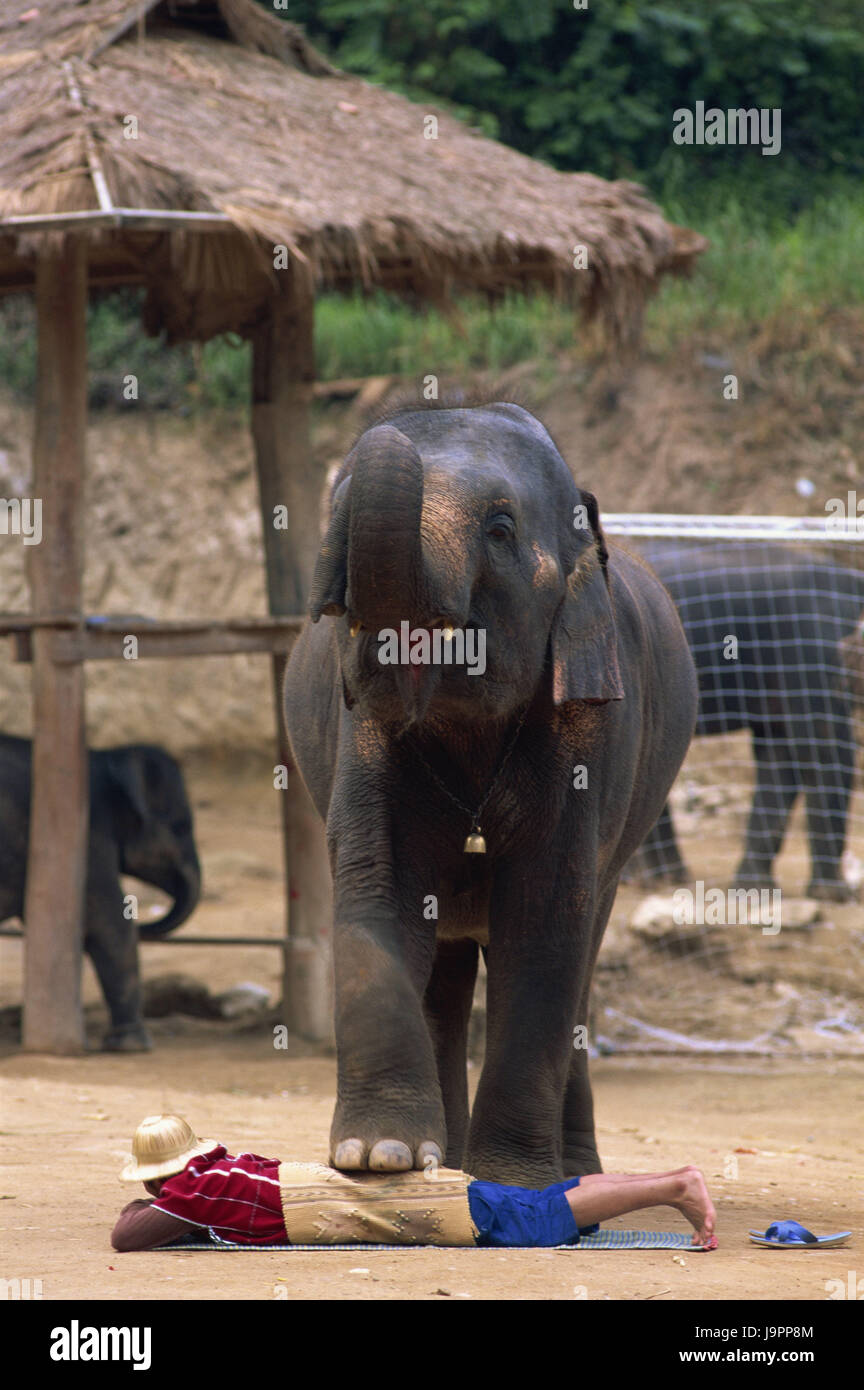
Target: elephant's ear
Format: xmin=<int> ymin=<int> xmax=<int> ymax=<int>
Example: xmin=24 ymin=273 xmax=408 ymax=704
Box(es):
xmin=551 ymin=492 xmax=624 ymax=705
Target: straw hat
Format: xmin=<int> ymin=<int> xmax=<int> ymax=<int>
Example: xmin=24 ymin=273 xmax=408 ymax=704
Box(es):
xmin=120 ymin=1114 xmax=218 ymax=1182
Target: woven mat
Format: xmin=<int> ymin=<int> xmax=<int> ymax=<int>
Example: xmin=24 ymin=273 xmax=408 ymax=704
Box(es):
xmin=155 ymin=1230 xmax=707 ymax=1252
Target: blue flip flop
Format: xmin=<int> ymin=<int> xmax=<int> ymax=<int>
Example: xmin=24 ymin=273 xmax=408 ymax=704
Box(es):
xmin=748 ymin=1220 xmax=851 ymax=1249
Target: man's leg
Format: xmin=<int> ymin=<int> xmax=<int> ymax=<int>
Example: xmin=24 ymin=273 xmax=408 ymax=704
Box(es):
xmin=565 ymin=1165 xmax=716 ymax=1246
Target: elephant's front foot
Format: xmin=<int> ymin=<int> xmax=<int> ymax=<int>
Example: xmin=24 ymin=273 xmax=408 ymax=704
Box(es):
xmin=807 ymin=877 xmax=858 ymax=903
xmin=102 ymin=1023 xmax=152 ymax=1053
xmin=330 ymin=1101 xmax=445 ymax=1172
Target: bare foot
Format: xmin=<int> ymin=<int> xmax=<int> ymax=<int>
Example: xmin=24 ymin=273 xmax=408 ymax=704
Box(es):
xmin=675 ymin=1166 xmax=717 ymax=1247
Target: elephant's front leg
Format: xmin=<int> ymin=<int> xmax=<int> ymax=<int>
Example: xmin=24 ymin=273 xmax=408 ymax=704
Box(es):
xmin=465 ymin=859 xmax=597 ymax=1187
xmin=83 ymin=878 xmax=151 ymax=1053
xmin=330 ymin=898 xmax=445 ymax=1172
xmin=325 ymin=734 xmax=447 ymax=1171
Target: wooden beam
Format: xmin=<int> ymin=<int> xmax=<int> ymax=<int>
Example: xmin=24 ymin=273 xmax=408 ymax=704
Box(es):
xmin=0 ymin=265 xmax=148 ymax=298
xmin=23 ymin=240 xmax=89 ymax=1054
xmin=1 ymin=615 xmax=305 ymax=664
xmin=1 ymin=928 xmax=286 ymax=951
xmin=0 ymin=614 xmax=304 ymax=634
xmin=37 ymin=620 xmax=302 ymax=664
xmin=251 ymin=281 xmax=334 ymax=1043
xmin=0 ymin=210 xmax=233 ymax=234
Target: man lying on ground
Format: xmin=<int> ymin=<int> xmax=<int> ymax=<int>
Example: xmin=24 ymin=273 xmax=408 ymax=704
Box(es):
xmin=112 ymin=1114 xmax=718 ymax=1252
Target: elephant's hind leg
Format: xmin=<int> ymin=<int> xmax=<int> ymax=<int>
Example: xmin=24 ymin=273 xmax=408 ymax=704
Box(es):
xmin=735 ymin=736 xmax=800 ymax=889
xmin=801 ymin=713 xmax=856 ymax=900
xmin=423 ymin=938 xmax=479 ymax=1169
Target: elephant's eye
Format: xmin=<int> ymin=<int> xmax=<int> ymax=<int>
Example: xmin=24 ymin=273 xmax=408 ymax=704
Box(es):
xmin=486 ymin=514 xmax=515 ymax=542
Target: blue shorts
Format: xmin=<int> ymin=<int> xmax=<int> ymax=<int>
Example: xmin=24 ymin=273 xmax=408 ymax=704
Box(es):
xmin=467 ymin=1177 xmax=600 ymax=1248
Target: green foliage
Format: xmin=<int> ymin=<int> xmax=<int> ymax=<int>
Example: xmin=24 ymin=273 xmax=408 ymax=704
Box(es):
xmin=275 ymin=0 xmax=864 ymax=205
xmin=314 ymin=291 xmax=575 ymax=380
xmin=644 ymin=189 xmax=864 ymax=351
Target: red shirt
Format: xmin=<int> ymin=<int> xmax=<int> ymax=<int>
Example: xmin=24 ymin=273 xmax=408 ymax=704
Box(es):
xmin=151 ymin=1146 xmax=287 ymax=1245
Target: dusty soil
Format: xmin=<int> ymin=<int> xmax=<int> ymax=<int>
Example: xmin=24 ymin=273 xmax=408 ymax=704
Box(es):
xmin=2 ymin=1043 xmax=862 ymax=1303
xmin=1 ymin=756 xmax=863 ymax=1302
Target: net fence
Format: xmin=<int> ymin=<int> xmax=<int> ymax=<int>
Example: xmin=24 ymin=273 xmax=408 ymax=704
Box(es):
xmin=591 ymin=515 xmax=864 ymax=1058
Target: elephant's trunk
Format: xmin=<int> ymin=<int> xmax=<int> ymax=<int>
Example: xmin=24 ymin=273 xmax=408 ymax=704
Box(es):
xmin=347 ymin=425 xmax=426 ymax=631
xmin=138 ymin=863 xmax=201 ymax=940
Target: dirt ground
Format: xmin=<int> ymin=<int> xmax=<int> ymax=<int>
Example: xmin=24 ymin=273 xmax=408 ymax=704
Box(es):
xmin=1 ymin=753 xmax=863 ymax=1303
xmin=2 ymin=1043 xmax=862 ymax=1303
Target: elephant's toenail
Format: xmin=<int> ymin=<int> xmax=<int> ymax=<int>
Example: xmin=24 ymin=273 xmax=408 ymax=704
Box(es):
xmin=416 ymin=1141 xmax=443 ymax=1170
xmin=333 ymin=1139 xmax=367 ymax=1170
xmin=368 ymin=1140 xmax=413 ymax=1171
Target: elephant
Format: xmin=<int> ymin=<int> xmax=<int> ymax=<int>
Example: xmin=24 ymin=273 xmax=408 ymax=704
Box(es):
xmin=626 ymin=543 xmax=864 ymax=901
xmin=0 ymin=734 xmax=201 ymax=1050
xmin=841 ymin=608 xmax=864 ymax=708
xmin=283 ymin=401 xmax=697 ymax=1187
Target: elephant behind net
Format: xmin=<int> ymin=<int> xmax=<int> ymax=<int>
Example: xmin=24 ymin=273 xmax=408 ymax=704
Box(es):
xmin=588 ymin=533 xmax=864 ymax=1060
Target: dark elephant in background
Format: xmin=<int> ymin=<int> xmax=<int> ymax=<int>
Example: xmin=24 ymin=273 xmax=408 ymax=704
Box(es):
xmin=841 ymin=610 xmax=864 ymax=707
xmin=284 ymin=401 xmax=697 ymax=1187
xmin=0 ymin=735 xmax=201 ymax=1050
xmin=628 ymin=543 xmax=864 ymax=901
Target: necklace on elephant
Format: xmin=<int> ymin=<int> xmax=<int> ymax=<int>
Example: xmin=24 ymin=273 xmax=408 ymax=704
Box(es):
xmin=408 ymin=705 xmax=529 ymax=853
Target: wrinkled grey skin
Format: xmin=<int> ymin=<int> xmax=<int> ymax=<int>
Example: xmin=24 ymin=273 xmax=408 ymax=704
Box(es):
xmin=0 ymin=735 xmax=201 ymax=1051
xmin=284 ymin=403 xmax=697 ymax=1186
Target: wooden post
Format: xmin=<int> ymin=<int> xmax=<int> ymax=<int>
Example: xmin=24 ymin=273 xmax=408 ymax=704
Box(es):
xmin=251 ymin=278 xmax=334 ymax=1042
xmin=23 ymin=238 xmax=89 ymax=1053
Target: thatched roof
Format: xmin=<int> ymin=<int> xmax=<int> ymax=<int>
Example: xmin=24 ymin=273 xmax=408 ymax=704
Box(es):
xmin=0 ymin=0 xmax=705 ymax=346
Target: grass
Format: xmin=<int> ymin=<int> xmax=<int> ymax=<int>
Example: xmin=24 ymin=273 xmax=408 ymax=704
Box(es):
xmin=314 ymin=291 xmax=577 ymax=380
xmin=644 ymin=188 xmax=864 ymax=352
xmin=0 ymin=186 xmax=862 ymax=411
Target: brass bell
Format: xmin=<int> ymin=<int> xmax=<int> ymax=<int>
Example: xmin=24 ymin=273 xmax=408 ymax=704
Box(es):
xmin=464 ymin=827 xmax=486 ymax=854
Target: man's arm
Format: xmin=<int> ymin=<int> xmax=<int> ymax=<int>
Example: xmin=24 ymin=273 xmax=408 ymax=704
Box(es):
xmin=111 ymin=1199 xmax=202 ymax=1252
